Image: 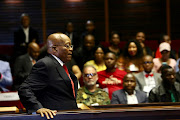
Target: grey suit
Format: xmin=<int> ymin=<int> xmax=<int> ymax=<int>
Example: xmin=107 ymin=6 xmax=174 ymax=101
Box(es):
xmin=134 ymin=71 xmax=162 ymax=92
xmin=13 ymin=53 xmax=33 ymax=90
xmin=111 ymin=89 xmax=148 ymax=104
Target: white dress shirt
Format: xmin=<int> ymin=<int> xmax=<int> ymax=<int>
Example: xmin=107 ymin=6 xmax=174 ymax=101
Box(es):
xmin=23 ymin=27 xmax=29 ymax=43
xmin=143 ymin=71 xmax=156 ymax=94
xmin=125 ymin=91 xmax=138 ymax=104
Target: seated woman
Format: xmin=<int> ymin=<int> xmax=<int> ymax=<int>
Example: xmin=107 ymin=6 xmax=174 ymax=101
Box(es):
xmin=107 ymin=31 xmax=122 ymax=56
xmin=84 ymin=45 xmax=107 ymax=72
xmin=153 ymin=42 xmax=176 ymax=73
xmin=122 ymin=39 xmax=144 ymax=73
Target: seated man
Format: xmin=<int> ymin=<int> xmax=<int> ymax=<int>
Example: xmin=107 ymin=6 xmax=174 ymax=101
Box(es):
xmin=98 ymin=52 xmax=127 ymax=99
xmin=13 ymin=42 xmax=40 ymax=90
xmin=0 ymin=60 xmax=13 ymax=91
xmin=134 ymin=55 xmax=162 ymax=95
xmin=73 ymin=34 xmax=96 ymax=70
xmin=149 ymin=65 xmax=180 ymax=102
xmin=76 ymin=65 xmax=110 ymax=106
xmin=111 ymin=73 xmax=147 ymax=104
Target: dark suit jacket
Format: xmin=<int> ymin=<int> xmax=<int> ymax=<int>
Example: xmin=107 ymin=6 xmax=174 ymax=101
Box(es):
xmin=14 ymin=27 xmax=39 ymax=56
xmin=14 ymin=27 xmax=39 ymax=46
xmin=111 ymin=89 xmax=148 ymax=104
xmin=18 ymin=54 xmax=78 ymax=113
xmin=13 ymin=53 xmax=33 ymax=90
xmin=134 ymin=71 xmax=162 ymax=92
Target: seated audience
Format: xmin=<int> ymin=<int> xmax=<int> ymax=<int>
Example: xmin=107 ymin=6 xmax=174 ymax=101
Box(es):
xmin=111 ymin=73 xmax=148 ymax=104
xmin=13 ymin=42 xmax=40 ymax=90
xmin=14 ymin=13 xmax=39 ymax=57
xmin=153 ymin=42 xmax=176 ymax=73
xmin=63 ymin=22 xmax=79 ymax=50
xmin=135 ymin=32 xmax=153 ymax=56
xmin=0 ymin=60 xmax=13 ymax=91
xmin=84 ymin=45 xmax=107 ymax=72
xmin=149 ymin=65 xmax=180 ymax=102
xmin=98 ymin=52 xmax=127 ymax=99
xmin=122 ymin=39 xmax=144 ymax=73
xmin=76 ymin=65 xmax=110 ymax=106
xmin=134 ymin=55 xmax=162 ymax=95
xmin=108 ymin=31 xmax=122 ymax=56
xmin=80 ymin=20 xmax=98 ymax=46
xmin=155 ymin=34 xmax=176 ymax=60
xmin=73 ymin=34 xmax=96 ymax=70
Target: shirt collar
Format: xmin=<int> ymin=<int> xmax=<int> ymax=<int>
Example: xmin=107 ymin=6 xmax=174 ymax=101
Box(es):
xmin=125 ymin=90 xmax=136 ymax=95
xmin=143 ymin=71 xmax=153 ymax=75
xmin=22 ymin=26 xmax=29 ymax=31
xmin=51 ymin=54 xmax=64 ymax=66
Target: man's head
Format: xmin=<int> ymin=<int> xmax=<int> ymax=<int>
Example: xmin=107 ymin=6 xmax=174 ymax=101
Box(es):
xmin=104 ymin=52 xmax=116 ymax=69
xmin=110 ymin=31 xmax=120 ymax=46
xmin=161 ymin=65 xmax=176 ymax=85
xmin=159 ymin=42 xmax=171 ymax=60
xmin=161 ymin=34 xmax=171 ymax=44
xmin=65 ymin=22 xmax=74 ymax=33
xmin=142 ymin=55 xmax=154 ymax=73
xmin=28 ymin=42 xmax=40 ymax=60
xmin=123 ymin=73 xmax=136 ymax=95
xmin=83 ymin=65 xmax=98 ymax=86
xmin=21 ymin=13 xmax=30 ymax=28
xmin=47 ymin=33 xmax=73 ymax=63
xmin=136 ymin=32 xmax=145 ymax=43
xmin=86 ymin=20 xmax=95 ymax=33
xmin=84 ymin=34 xmax=95 ymax=51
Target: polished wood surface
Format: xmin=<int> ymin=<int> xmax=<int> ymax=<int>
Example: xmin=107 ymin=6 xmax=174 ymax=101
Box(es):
xmin=1 ymin=103 xmax=180 ymax=120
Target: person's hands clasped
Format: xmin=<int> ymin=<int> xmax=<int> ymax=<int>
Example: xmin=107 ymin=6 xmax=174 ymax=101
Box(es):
xmin=36 ymin=108 xmax=57 ymax=119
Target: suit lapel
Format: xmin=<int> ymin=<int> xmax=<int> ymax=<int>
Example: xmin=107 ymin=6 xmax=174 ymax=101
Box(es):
xmin=135 ymin=90 xmax=141 ymax=103
xmin=139 ymin=72 xmax=146 ymax=87
xmin=121 ymin=90 xmax=127 ymax=104
xmin=153 ymin=72 xmax=158 ymax=85
xmin=49 ymin=55 xmax=71 ymax=87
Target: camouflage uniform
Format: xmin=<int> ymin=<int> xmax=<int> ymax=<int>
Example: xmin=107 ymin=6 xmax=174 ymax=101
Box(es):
xmin=76 ymin=86 xmax=110 ymax=106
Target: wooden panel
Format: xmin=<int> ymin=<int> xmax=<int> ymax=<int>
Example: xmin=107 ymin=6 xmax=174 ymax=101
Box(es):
xmin=170 ymin=0 xmax=180 ymax=40
xmin=45 ymin=0 xmax=105 ymax=42
xmin=0 ymin=1 xmax=42 ymax=44
xmin=109 ymin=0 xmax=166 ymax=41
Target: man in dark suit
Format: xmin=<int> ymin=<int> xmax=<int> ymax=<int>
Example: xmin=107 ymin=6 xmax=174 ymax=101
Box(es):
xmin=18 ymin=33 xmax=78 ymax=119
xmin=111 ymin=73 xmax=147 ymax=104
xmin=134 ymin=55 xmax=162 ymax=95
xmin=14 ymin=13 xmax=39 ymax=57
xmin=13 ymin=42 xmax=40 ymax=90
xmin=64 ymin=22 xmax=79 ymax=50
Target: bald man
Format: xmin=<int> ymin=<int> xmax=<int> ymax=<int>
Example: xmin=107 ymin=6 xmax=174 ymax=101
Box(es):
xmin=13 ymin=42 xmax=40 ymax=90
xmin=18 ymin=33 xmax=78 ymax=119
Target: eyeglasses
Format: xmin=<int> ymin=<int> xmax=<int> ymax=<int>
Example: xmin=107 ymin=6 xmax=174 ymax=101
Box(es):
xmin=84 ymin=73 xmax=97 ymax=77
xmin=53 ymin=44 xmax=73 ymax=49
xmin=143 ymin=61 xmax=153 ymax=64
